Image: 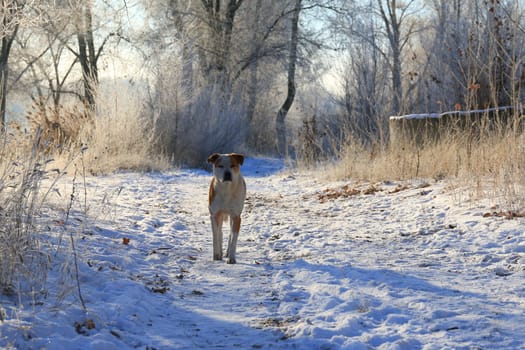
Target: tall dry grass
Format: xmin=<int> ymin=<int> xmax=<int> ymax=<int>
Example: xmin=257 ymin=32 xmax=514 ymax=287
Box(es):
xmin=329 ymin=122 xmax=525 ymax=211
xmin=0 ymin=82 xmax=172 ymax=312
xmin=80 ymin=83 xmax=172 ymax=174
xmin=0 ymin=127 xmax=51 ymax=296
xmin=29 ymin=84 xmax=172 ymax=175
xmin=334 ymin=132 xmax=521 ymax=178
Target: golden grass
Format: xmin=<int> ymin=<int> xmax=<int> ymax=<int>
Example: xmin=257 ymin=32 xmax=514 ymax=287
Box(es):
xmin=79 ymin=85 xmax=171 ymax=174
xmin=0 ymin=83 xmax=172 ymax=298
xmin=0 ymin=128 xmax=51 ymax=295
xmin=36 ymin=85 xmax=172 ymax=175
xmin=330 ymin=129 xmax=525 ymax=211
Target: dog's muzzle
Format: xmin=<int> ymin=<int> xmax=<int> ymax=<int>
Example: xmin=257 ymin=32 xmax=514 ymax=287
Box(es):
xmin=223 ymin=171 xmax=232 ymax=182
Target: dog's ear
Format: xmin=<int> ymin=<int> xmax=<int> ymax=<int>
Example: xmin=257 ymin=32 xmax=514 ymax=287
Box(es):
xmin=231 ymin=153 xmax=244 ymax=166
xmin=207 ymin=153 xmax=221 ymax=164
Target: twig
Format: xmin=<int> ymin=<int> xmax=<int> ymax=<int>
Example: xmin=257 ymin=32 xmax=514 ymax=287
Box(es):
xmin=65 ymin=166 xmax=87 ymax=313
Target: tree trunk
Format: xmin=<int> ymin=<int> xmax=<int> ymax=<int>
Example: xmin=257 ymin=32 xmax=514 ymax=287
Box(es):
xmin=181 ymin=41 xmax=194 ymax=99
xmin=0 ymin=25 xmax=18 ymax=128
xmin=378 ymin=0 xmax=403 ymax=114
xmin=77 ymin=1 xmax=98 ymax=113
xmin=201 ymin=0 xmax=244 ymax=87
xmin=246 ymin=0 xmax=262 ymax=140
xmin=391 ymin=43 xmax=402 ymax=113
xmin=276 ymin=0 xmax=301 ymax=156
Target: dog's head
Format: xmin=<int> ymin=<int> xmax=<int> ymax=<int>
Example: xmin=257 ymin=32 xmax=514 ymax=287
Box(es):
xmin=208 ymin=153 xmax=244 ymax=183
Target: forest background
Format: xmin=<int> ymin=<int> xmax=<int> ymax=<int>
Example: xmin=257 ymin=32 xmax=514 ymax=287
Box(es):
xmin=2 ymin=0 xmax=524 ymax=173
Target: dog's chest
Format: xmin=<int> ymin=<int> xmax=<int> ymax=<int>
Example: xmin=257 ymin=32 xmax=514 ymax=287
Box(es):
xmin=210 ymin=179 xmax=246 ymax=214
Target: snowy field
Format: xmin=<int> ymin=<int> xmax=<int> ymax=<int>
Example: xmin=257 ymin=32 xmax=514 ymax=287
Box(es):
xmin=1 ymin=157 xmax=524 ymax=349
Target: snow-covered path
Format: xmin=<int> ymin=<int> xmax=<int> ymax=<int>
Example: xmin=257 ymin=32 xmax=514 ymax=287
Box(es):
xmin=1 ymin=158 xmax=524 ymax=349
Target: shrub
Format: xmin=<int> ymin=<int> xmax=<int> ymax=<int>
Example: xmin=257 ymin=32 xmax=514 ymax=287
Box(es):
xmin=25 ymin=99 xmax=87 ymax=154
xmin=331 ymin=124 xmax=525 ymax=211
xmin=151 ymin=83 xmax=246 ymax=167
xmin=0 ymin=128 xmax=50 ymax=296
xmin=77 ymin=83 xmax=171 ymax=174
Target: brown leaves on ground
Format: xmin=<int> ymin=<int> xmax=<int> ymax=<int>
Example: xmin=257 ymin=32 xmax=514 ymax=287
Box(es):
xmin=316 ymin=182 xmax=431 ymax=203
xmin=74 ymin=318 xmax=96 ymax=335
xmin=317 ymin=184 xmax=383 ymax=203
xmin=483 ymin=211 xmax=525 ymax=219
xmin=317 ymin=185 xmax=361 ymax=203
xmin=389 ymin=184 xmax=410 ymax=194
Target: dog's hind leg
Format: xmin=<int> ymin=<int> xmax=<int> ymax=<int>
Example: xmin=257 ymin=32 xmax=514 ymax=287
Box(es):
xmin=211 ymin=213 xmax=224 ymax=260
xmin=226 ymin=215 xmax=241 ymax=264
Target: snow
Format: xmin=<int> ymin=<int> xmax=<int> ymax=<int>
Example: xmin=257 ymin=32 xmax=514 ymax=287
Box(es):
xmin=1 ymin=157 xmax=524 ymax=349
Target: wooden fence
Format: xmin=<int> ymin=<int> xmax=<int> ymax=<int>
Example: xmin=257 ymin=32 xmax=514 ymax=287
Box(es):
xmin=389 ymin=106 xmax=524 ymax=146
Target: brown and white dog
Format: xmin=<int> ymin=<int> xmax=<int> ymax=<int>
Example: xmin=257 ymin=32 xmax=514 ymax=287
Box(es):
xmin=207 ymin=153 xmax=246 ymax=264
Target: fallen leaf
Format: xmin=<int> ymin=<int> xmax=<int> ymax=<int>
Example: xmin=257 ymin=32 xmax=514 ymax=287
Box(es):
xmin=85 ymin=318 xmax=96 ymax=330
xmin=151 ymin=287 xmax=169 ymax=294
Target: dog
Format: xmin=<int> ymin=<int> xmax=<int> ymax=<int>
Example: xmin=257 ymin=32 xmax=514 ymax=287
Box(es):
xmin=208 ymin=153 xmax=246 ymax=264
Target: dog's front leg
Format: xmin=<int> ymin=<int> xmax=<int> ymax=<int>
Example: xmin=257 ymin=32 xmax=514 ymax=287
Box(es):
xmin=211 ymin=213 xmax=223 ymax=260
xmin=226 ymin=215 xmax=241 ymax=264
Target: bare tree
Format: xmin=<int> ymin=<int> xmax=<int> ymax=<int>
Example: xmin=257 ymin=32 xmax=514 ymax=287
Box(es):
xmin=375 ymin=0 xmax=420 ymax=114
xmin=5 ymin=0 xmax=131 ymax=118
xmin=144 ymin=0 xmax=299 ymax=156
xmin=276 ymin=0 xmax=301 ymax=155
xmin=328 ymin=0 xmax=422 ymax=146
xmin=342 ymin=25 xmax=389 ymax=144
xmin=422 ymin=0 xmax=525 ymax=110
xmin=13 ymin=5 xmax=75 ymax=109
xmin=74 ymin=0 xmax=98 ymax=111
xmin=0 ymin=0 xmax=32 ymax=126
xmin=42 ymin=1 xmax=127 ymax=112
xmin=245 ymin=0 xmax=263 ymax=129
xmin=198 ymin=0 xmax=245 ymax=87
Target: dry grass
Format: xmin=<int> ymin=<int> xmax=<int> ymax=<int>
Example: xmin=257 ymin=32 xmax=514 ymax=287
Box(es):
xmin=0 ymin=128 xmax=51 ymax=296
xmin=38 ymin=85 xmax=172 ymax=175
xmin=0 ymin=82 xmax=170 ymax=305
xmin=329 ymin=128 xmax=525 ymax=211
xmin=0 ymin=84 xmax=172 ymax=300
xmin=25 ymin=100 xmax=88 ymax=154
xmin=80 ymin=85 xmax=171 ymax=174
